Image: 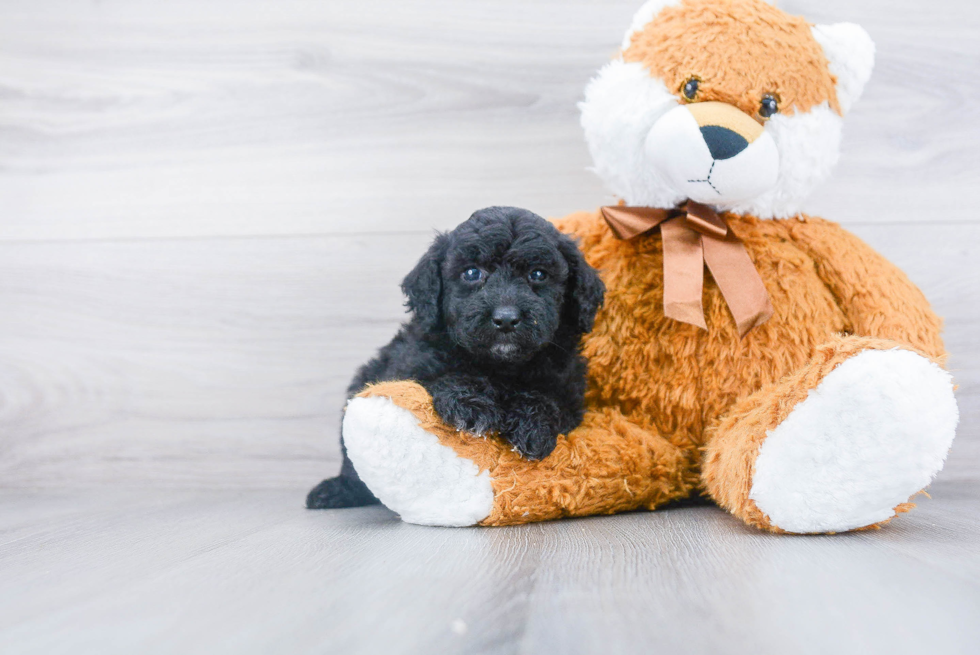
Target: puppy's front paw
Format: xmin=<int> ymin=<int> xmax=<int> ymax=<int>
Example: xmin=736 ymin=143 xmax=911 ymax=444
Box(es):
xmin=501 ymin=394 xmax=563 ymax=460
xmin=506 ymin=422 xmax=559 ymax=460
xmin=432 ymin=392 xmax=503 ymax=437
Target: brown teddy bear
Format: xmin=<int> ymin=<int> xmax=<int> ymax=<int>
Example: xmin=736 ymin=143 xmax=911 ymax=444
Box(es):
xmin=338 ymin=0 xmax=959 ymax=533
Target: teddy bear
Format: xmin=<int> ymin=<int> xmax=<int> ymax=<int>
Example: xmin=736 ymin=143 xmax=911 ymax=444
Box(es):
xmin=337 ymin=0 xmax=959 ymax=533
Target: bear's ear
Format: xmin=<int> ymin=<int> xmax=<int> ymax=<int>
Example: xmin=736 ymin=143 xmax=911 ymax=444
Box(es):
xmin=811 ymin=23 xmax=876 ymax=115
xmin=620 ymin=0 xmax=683 ymax=50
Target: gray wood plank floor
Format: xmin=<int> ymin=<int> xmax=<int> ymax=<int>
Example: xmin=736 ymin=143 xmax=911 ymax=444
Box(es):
xmin=1 ymin=0 xmax=978 ymax=653
xmin=2 ymin=483 xmax=979 ymax=655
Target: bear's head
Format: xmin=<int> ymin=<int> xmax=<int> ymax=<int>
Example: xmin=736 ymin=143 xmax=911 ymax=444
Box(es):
xmin=580 ymin=0 xmax=875 ymax=219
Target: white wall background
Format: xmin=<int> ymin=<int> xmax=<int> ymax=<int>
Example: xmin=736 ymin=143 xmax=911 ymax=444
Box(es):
xmin=1 ymin=0 xmax=977 ymax=489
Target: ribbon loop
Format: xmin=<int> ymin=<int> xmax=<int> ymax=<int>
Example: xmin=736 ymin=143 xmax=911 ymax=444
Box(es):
xmin=682 ymin=200 xmax=729 ymax=239
xmin=600 ymin=205 xmax=674 ymax=240
xmin=600 ymin=201 xmax=773 ymax=338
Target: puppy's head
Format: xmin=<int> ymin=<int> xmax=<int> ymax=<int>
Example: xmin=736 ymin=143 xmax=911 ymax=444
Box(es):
xmin=401 ymin=207 xmax=604 ymax=364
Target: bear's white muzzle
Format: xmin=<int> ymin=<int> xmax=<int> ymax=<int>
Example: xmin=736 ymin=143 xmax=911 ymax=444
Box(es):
xmin=646 ymin=102 xmax=780 ymax=206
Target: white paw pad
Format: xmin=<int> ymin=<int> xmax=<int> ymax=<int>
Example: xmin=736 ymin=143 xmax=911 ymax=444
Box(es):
xmin=342 ymin=396 xmax=494 ymax=527
xmin=749 ymin=349 xmax=958 ymax=533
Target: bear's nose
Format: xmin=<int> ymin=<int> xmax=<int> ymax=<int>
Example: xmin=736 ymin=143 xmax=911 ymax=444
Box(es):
xmin=700 ymin=125 xmax=749 ymax=160
xmin=686 ymin=101 xmax=764 ymax=161
xmin=492 ymin=306 xmax=521 ymax=332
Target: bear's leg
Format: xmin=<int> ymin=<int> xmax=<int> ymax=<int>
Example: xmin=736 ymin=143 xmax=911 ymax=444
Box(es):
xmin=342 ymin=380 xmax=696 ymax=526
xmin=701 ymin=336 xmax=958 ymax=534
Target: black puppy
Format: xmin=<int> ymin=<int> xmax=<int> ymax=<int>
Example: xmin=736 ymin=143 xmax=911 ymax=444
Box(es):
xmin=306 ymin=206 xmax=605 ymax=509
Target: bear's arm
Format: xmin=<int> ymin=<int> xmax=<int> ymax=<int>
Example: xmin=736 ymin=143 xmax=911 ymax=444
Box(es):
xmin=787 ymin=216 xmax=946 ymax=363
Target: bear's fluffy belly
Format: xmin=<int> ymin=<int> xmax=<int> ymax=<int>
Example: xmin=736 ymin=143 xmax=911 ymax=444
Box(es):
xmin=560 ymin=211 xmax=849 ymax=453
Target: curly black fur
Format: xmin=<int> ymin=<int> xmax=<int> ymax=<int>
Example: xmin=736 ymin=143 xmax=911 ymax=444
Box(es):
xmin=306 ymin=206 xmax=605 ymax=510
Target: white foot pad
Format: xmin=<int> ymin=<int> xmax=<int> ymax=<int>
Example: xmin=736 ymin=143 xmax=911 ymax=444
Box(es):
xmin=343 ymin=396 xmax=494 ymax=527
xmin=749 ymin=349 xmax=958 ymax=533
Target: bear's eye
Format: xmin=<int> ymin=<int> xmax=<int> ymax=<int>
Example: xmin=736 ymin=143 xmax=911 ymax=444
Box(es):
xmin=461 ymin=267 xmax=484 ymax=282
xmin=759 ymin=94 xmax=779 ymax=119
xmin=681 ymin=77 xmax=700 ymax=101
xmin=528 ymin=269 xmax=548 ymax=283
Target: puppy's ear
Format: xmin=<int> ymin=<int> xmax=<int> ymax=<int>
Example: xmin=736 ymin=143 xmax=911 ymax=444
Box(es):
xmin=558 ymin=234 xmax=605 ymax=334
xmin=401 ymin=233 xmax=449 ymax=330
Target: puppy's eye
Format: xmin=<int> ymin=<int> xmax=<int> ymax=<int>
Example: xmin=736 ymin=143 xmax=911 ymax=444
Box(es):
xmin=681 ymin=77 xmax=700 ymax=101
xmin=527 ymin=269 xmax=548 ymax=283
xmin=759 ymin=94 xmax=779 ymax=119
xmin=461 ymin=267 xmax=484 ymax=282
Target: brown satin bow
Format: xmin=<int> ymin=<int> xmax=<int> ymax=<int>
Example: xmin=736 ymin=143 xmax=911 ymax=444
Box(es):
xmin=601 ymin=201 xmax=773 ymax=338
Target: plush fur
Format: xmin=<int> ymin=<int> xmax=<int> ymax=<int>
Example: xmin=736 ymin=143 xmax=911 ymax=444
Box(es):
xmin=331 ymin=0 xmax=959 ymax=533
xmin=307 ymin=206 xmax=604 ymax=510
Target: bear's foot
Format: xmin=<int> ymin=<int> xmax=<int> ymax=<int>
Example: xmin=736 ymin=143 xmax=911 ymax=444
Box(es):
xmin=344 ymin=380 xmax=695 ymax=527
xmin=343 ymin=392 xmax=495 ymax=527
xmin=704 ymin=338 xmax=958 ymax=534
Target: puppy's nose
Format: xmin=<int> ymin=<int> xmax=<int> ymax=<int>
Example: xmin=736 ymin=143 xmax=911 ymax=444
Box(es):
xmin=492 ymin=306 xmax=521 ymax=332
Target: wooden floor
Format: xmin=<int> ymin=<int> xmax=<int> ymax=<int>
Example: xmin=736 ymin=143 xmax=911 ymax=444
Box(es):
xmin=2 ymin=482 xmax=979 ymax=655
xmin=1 ymin=0 xmax=979 ymax=653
